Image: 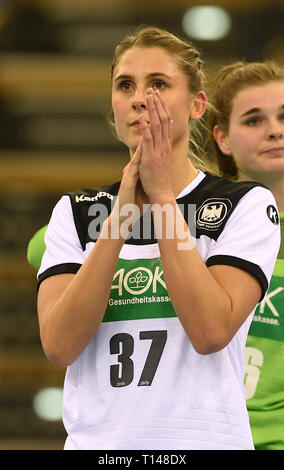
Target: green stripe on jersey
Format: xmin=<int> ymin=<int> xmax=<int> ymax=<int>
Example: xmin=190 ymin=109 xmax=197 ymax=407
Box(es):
xmin=103 ymin=258 xmax=177 ymax=323
xmin=249 ymin=274 xmax=284 ymax=341
xmin=248 ymin=214 xmax=284 ymax=341
xmin=273 ymin=258 xmax=284 ymax=277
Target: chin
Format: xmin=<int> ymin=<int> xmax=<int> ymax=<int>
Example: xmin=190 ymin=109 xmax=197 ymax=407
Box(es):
xmin=249 ymin=162 xmax=284 ymax=179
xmin=265 ymin=160 xmax=284 ymax=173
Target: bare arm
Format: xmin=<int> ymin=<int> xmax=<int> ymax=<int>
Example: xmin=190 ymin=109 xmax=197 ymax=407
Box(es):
xmin=37 ymin=230 xmax=125 ymax=366
xmin=138 ymin=88 xmax=262 ymax=354
xmin=152 ymin=199 xmax=261 ymax=354
xmin=37 ymin=141 xmax=143 ymax=367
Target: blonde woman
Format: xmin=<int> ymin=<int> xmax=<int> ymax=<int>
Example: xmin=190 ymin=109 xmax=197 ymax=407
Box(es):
xmin=36 ymin=28 xmax=279 ymax=450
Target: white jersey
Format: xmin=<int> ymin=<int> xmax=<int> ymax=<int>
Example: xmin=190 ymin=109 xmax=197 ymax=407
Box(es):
xmin=38 ymin=171 xmax=280 ymax=450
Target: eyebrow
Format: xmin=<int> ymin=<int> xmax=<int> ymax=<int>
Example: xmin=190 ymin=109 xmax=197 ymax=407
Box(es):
xmin=240 ymin=104 xmax=284 ymax=118
xmin=114 ymin=72 xmax=172 ymax=82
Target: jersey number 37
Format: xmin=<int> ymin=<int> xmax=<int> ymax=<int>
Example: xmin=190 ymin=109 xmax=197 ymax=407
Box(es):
xmin=110 ymin=330 xmax=167 ymax=387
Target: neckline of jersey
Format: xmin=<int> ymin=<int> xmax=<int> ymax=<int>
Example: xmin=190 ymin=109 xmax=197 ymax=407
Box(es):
xmin=175 ymin=170 xmax=206 ymax=199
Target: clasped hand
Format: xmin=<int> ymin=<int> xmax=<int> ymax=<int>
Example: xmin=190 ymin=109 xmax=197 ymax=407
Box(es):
xmin=119 ymin=88 xmax=174 ymax=210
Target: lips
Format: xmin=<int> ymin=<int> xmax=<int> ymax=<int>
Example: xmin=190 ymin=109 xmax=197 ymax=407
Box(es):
xmin=129 ymin=118 xmax=150 ymax=127
xmin=261 ymin=147 xmax=284 ymax=156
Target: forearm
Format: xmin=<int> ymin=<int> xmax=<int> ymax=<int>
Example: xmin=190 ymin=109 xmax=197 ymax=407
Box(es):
xmin=41 ymin=147 xmax=145 ymax=366
xmin=152 ymin=197 xmax=232 ymax=354
xmin=40 ymin=219 xmax=125 ymax=366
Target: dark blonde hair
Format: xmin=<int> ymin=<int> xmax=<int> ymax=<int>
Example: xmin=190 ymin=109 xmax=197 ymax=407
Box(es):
xmin=207 ymin=60 xmax=284 ymax=179
xmin=107 ymin=25 xmax=213 ymax=173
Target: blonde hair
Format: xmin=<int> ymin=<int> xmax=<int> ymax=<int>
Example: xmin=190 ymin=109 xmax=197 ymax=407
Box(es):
xmin=207 ymin=60 xmax=284 ymax=179
xmin=107 ymin=25 xmax=214 ymax=173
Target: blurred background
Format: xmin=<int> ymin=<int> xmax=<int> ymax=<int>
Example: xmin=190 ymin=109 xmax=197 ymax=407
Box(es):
xmin=0 ymin=0 xmax=283 ymax=450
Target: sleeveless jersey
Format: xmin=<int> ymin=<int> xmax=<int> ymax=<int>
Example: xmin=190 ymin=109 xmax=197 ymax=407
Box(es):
xmin=37 ymin=171 xmax=280 ymax=450
xmin=245 ymin=214 xmax=284 ymax=450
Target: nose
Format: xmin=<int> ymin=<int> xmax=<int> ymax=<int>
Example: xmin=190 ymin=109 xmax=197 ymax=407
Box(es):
xmin=132 ymin=100 xmax=146 ymax=111
xmin=268 ymin=130 xmax=283 ymax=140
xmin=132 ymin=89 xmax=147 ymax=112
xmin=267 ymin=120 xmax=284 ymax=140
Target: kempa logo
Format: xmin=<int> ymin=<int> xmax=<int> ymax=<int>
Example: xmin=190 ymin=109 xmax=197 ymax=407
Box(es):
xmin=195 ymin=198 xmax=232 ymax=230
xmin=75 ymin=192 xmax=114 ymax=203
xmin=111 ymin=266 xmax=166 ymax=296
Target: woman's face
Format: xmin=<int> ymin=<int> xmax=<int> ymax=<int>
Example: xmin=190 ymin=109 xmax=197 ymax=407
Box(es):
xmin=214 ymin=81 xmax=284 ymax=178
xmin=111 ymin=46 xmax=206 ymax=156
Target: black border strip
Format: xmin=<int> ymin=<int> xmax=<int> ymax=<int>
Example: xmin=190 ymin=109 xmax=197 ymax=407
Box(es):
xmin=37 ymin=263 xmax=82 ymax=290
xmin=206 ymin=255 xmax=268 ymax=301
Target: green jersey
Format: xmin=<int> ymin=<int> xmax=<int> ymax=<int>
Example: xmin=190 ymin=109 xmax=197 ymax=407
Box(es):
xmin=245 ymin=214 xmax=284 ymax=450
xmin=27 ymin=225 xmax=47 ymax=270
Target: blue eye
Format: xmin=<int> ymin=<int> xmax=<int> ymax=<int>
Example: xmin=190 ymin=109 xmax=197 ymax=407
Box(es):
xmin=245 ymin=117 xmax=261 ymax=126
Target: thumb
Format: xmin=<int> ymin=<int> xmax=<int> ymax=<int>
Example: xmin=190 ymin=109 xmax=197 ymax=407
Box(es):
xmin=131 ymin=137 xmax=143 ymax=165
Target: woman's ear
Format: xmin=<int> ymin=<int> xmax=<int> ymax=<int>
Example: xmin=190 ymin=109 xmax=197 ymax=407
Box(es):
xmin=190 ymin=91 xmax=208 ymax=120
xmin=213 ymin=124 xmax=232 ymax=155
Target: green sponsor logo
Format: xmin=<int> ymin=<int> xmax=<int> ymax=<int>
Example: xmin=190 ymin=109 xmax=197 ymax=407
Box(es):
xmin=103 ymin=257 xmax=176 ymax=322
xmin=249 ymin=272 xmax=284 ymax=341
